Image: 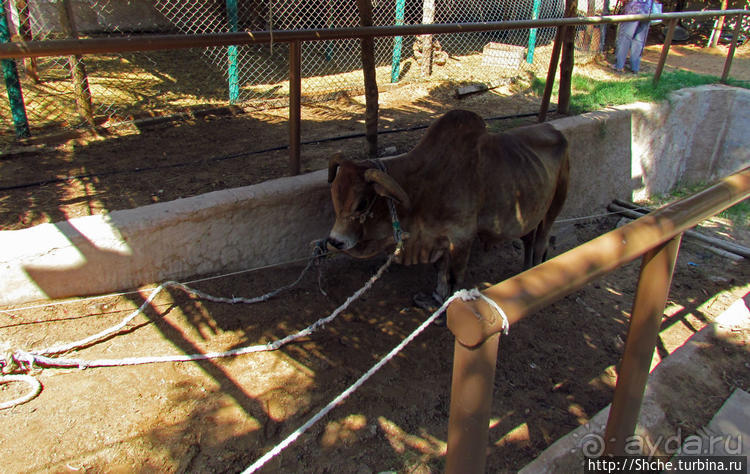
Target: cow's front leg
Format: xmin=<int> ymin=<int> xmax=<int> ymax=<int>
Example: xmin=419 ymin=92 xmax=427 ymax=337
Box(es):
xmin=415 ymin=242 xmax=472 ymax=326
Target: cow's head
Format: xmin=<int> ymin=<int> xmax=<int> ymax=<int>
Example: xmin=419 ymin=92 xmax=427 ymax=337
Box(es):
xmin=326 ymin=154 xmax=410 ymax=258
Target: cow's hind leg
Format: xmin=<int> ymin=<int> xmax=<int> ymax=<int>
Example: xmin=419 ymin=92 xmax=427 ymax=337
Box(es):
xmin=522 ymin=169 xmax=569 ymax=269
xmin=521 ymin=228 xmax=538 ymax=269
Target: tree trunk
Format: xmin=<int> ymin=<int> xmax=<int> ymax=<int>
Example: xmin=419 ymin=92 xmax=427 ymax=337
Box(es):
xmin=356 ymin=0 xmax=379 ymax=158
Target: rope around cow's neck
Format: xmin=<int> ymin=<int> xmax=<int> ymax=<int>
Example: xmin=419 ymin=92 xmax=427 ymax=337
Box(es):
xmin=370 ymin=158 xmax=406 ymax=250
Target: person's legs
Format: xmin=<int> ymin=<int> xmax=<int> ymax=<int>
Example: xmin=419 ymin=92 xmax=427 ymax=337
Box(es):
xmin=614 ymin=21 xmax=638 ymax=70
xmin=628 ymin=20 xmax=650 ymax=72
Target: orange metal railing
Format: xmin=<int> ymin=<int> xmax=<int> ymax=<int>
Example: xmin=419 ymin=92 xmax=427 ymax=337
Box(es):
xmin=444 ymin=166 xmax=750 ymax=472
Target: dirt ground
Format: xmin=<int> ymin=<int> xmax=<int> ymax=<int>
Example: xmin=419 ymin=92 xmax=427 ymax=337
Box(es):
xmin=0 ymin=40 xmax=749 ymax=473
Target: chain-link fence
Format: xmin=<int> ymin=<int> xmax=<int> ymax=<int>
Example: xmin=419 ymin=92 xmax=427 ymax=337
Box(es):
xmin=1 ymin=0 xmax=707 ymax=139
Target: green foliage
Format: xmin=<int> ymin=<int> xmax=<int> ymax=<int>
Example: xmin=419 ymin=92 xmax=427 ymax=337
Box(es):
xmin=531 ymin=70 xmax=750 ymax=115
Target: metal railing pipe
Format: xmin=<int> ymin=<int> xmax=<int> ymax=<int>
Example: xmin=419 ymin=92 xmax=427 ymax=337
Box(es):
xmin=1 ymin=10 xmax=748 ymax=60
xmin=445 ymin=333 xmax=500 ymax=474
xmin=603 ymin=234 xmax=682 ymax=455
xmin=445 ymin=166 xmax=750 ymax=473
xmin=447 ymin=165 xmax=750 ymax=349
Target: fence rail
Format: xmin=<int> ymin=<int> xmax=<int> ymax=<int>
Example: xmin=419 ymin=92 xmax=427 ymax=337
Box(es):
xmin=2 ymin=8 xmax=749 ymax=161
xmin=3 ymin=9 xmax=749 ymax=174
xmin=2 ymin=10 xmax=748 ymax=58
xmin=444 ymin=165 xmax=750 ymax=473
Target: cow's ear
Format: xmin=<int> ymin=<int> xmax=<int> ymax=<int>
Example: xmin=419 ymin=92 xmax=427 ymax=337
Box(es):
xmin=328 ymin=153 xmax=347 ymax=183
xmin=365 ymin=169 xmax=411 ymax=210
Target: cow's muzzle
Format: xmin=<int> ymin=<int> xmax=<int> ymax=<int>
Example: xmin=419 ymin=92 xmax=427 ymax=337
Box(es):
xmin=326 ymin=236 xmax=353 ymax=252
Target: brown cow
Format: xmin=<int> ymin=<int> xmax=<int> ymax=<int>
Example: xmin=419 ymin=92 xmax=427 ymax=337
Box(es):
xmin=326 ymin=109 xmax=569 ymax=309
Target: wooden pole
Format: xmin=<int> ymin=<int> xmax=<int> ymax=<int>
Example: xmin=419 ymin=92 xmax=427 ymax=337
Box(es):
xmin=653 ymin=18 xmax=677 ymax=86
xmin=356 ymin=0 xmax=379 ymax=158
xmin=289 ymin=40 xmax=301 ymax=175
xmin=420 ymin=0 xmax=435 ymax=77
xmin=557 ymin=0 xmax=578 ymax=115
xmin=538 ymin=24 xmax=564 ymax=122
xmin=721 ymin=14 xmax=742 ymax=83
xmin=14 ymin=0 xmax=38 ymax=83
xmin=57 ymin=0 xmax=94 ymax=127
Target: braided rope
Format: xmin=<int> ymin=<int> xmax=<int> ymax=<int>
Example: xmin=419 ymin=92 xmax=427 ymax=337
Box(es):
xmin=242 ymin=287 xmax=508 ymax=473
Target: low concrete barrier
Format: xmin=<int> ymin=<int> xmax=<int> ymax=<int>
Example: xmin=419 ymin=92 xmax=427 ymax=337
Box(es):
xmin=1 ymin=85 xmax=748 ymax=306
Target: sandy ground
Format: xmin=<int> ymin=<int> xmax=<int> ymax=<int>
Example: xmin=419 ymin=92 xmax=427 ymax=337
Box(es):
xmin=0 ymin=40 xmax=749 ymax=473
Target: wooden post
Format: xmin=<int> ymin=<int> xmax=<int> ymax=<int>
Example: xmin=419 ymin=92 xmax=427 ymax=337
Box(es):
xmin=420 ymin=0 xmax=435 ymax=77
xmin=14 ymin=0 xmax=38 ymax=83
xmin=653 ymin=18 xmax=677 ymax=86
xmin=538 ymin=25 xmax=564 ymax=122
xmin=721 ymin=14 xmax=742 ymax=84
xmin=557 ymin=0 xmax=577 ymax=115
xmin=355 ymin=0 xmax=378 ymax=158
xmin=289 ymin=40 xmax=301 ymax=175
xmin=58 ymin=0 xmax=94 ymax=127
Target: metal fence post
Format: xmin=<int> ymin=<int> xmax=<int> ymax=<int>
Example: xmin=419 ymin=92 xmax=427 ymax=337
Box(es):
xmin=603 ymin=234 xmax=682 ymax=455
xmin=526 ymin=0 xmax=542 ymax=63
xmin=0 ymin=0 xmax=30 ymax=138
xmin=289 ymin=40 xmax=302 ymax=176
xmin=226 ymin=0 xmax=240 ymax=103
xmin=445 ymin=332 xmax=501 ymax=474
xmin=390 ymin=0 xmax=406 ymax=83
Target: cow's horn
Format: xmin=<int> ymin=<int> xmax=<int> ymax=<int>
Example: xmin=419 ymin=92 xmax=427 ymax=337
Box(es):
xmin=365 ymin=168 xmax=411 ymax=210
xmin=328 ymin=153 xmax=347 ymax=183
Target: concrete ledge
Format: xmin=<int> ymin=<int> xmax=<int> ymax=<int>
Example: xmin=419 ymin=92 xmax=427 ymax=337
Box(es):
xmin=1 ymin=170 xmax=333 ymax=305
xmin=1 ymin=86 xmax=748 ymax=306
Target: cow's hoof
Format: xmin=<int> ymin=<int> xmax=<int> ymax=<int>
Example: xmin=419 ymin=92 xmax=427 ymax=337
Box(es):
xmin=413 ymin=292 xmax=446 ymax=326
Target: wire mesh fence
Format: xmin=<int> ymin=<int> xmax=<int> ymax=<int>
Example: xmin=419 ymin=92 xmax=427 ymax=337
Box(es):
xmin=0 ymin=0 xmax=700 ymax=140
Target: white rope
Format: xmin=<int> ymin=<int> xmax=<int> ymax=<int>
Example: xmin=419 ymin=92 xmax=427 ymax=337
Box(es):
xmin=0 ymin=374 xmax=41 ymax=410
xmin=9 ymin=253 xmax=395 ymax=371
xmin=466 ymin=288 xmax=510 ymax=335
xmin=0 ymin=253 xmax=316 ymax=316
xmin=242 ymin=287 xmax=509 ymax=473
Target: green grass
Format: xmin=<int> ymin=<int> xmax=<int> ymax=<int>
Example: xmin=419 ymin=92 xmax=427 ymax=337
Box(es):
xmin=531 ymin=70 xmax=750 ymax=115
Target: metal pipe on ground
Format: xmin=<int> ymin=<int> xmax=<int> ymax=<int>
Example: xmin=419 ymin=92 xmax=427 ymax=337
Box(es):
xmin=608 ymin=200 xmax=750 ymax=259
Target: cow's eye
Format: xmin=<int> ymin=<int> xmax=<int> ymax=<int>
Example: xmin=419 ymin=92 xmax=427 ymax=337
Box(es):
xmin=355 ymin=198 xmax=369 ymax=214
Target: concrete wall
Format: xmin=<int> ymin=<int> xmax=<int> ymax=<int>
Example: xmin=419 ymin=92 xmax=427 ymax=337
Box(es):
xmin=4 ymin=0 xmax=173 ymax=36
xmin=1 ymin=85 xmax=748 ymax=306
